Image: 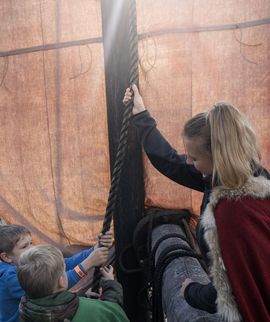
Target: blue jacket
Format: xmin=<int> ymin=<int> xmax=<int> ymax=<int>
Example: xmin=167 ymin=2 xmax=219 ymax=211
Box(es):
xmin=0 ymin=247 xmax=93 ymax=322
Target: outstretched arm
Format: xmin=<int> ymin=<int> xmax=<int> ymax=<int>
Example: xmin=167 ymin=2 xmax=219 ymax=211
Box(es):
xmin=66 ymin=247 xmax=109 ymax=289
xmin=123 ymin=85 xmax=205 ymax=192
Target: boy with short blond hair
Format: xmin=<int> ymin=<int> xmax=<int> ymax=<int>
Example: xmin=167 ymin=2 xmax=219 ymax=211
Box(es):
xmin=18 ymin=245 xmax=129 ymax=322
xmin=0 ymin=224 xmax=112 ymax=322
xmin=17 ymin=245 xmax=66 ymax=300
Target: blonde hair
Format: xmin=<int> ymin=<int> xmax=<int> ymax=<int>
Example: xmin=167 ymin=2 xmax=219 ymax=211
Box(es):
xmin=17 ymin=245 xmax=65 ymax=298
xmin=184 ymin=102 xmax=261 ymax=189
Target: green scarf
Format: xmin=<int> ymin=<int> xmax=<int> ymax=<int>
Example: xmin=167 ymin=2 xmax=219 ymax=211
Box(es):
xmin=19 ymin=290 xmax=79 ymax=322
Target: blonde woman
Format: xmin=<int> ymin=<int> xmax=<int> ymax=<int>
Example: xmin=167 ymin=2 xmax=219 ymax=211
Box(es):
xmin=123 ymin=85 xmax=270 ymax=322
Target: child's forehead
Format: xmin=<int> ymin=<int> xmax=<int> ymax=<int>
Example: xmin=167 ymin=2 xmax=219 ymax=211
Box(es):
xmin=16 ymin=233 xmax=32 ymax=244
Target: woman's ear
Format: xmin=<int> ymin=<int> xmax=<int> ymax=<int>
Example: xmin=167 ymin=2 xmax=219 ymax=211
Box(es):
xmin=0 ymin=252 xmax=13 ymax=263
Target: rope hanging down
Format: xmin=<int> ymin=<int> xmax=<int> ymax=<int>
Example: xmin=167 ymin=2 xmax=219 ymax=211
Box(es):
xmin=71 ymin=1 xmax=139 ymax=295
xmin=88 ymin=0 xmax=139 ymax=295
xmin=102 ymin=0 xmax=139 ymax=235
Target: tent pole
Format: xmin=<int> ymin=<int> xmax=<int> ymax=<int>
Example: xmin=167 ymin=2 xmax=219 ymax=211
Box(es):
xmin=101 ymin=1 xmax=146 ymax=321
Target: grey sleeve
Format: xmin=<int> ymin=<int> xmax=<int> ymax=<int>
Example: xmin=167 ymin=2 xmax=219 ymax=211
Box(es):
xmin=100 ymin=279 xmax=124 ymax=307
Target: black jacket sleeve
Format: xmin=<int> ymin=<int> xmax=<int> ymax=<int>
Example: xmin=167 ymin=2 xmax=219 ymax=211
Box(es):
xmin=100 ymin=279 xmax=124 ymax=307
xmin=132 ymin=110 xmax=205 ymax=192
xmin=184 ymin=282 xmax=217 ymax=313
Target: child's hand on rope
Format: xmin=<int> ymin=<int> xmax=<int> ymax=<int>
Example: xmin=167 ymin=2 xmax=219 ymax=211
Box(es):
xmin=123 ymin=84 xmax=146 ymax=115
xmin=83 ymin=247 xmax=109 ymax=270
xmin=100 ymin=265 xmax=114 ymax=281
xmin=98 ymin=231 xmax=114 ymax=248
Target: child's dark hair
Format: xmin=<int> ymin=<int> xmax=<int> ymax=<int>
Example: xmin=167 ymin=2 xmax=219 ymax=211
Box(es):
xmin=0 ymin=224 xmax=30 ymax=254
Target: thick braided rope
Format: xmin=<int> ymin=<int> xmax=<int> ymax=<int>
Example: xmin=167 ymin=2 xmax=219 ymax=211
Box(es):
xmin=102 ymin=0 xmax=139 ymax=234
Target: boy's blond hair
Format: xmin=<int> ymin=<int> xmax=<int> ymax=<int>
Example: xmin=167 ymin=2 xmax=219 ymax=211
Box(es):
xmin=184 ymin=102 xmax=261 ymax=189
xmin=0 ymin=224 xmax=30 ymax=254
xmin=17 ymin=245 xmax=65 ymax=299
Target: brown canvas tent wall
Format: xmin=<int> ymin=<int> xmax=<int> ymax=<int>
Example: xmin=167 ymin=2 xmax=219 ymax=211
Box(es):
xmin=0 ymin=0 xmax=269 ymax=247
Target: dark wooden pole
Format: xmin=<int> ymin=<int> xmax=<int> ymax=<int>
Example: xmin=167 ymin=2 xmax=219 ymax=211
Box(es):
xmin=101 ymin=1 xmax=146 ymax=321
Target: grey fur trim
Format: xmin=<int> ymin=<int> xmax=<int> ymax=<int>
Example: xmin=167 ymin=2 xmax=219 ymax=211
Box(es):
xmin=201 ymin=176 xmax=270 ymax=322
xmin=209 ymin=176 xmax=270 ymax=204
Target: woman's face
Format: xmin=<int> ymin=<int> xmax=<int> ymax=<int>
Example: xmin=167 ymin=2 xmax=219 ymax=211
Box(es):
xmin=184 ymin=137 xmax=213 ymax=176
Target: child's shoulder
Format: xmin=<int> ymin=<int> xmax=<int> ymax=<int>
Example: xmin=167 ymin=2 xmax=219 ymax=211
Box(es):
xmin=0 ymin=261 xmax=16 ymax=279
xmin=0 ymin=260 xmax=15 ymax=270
xmin=73 ymin=297 xmax=129 ymax=322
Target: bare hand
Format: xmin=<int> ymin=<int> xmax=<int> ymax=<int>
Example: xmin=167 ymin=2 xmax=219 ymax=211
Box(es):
xmin=180 ymin=278 xmax=193 ymax=297
xmin=98 ymin=231 xmax=113 ymax=248
xmin=100 ymin=265 xmax=114 ymax=281
xmin=123 ymin=84 xmax=146 ymax=115
xmin=87 ymin=247 xmax=109 ymax=267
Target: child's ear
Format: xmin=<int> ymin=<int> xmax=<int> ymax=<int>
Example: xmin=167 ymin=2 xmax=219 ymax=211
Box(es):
xmin=0 ymin=252 xmax=13 ymax=263
xmin=58 ymin=272 xmax=68 ymax=290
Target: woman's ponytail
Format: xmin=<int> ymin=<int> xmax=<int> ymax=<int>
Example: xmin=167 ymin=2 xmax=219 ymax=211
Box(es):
xmin=208 ymin=102 xmax=261 ymax=188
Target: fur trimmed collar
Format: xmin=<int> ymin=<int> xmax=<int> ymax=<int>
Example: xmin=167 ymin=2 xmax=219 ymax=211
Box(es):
xmin=201 ymin=176 xmax=270 ymax=322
